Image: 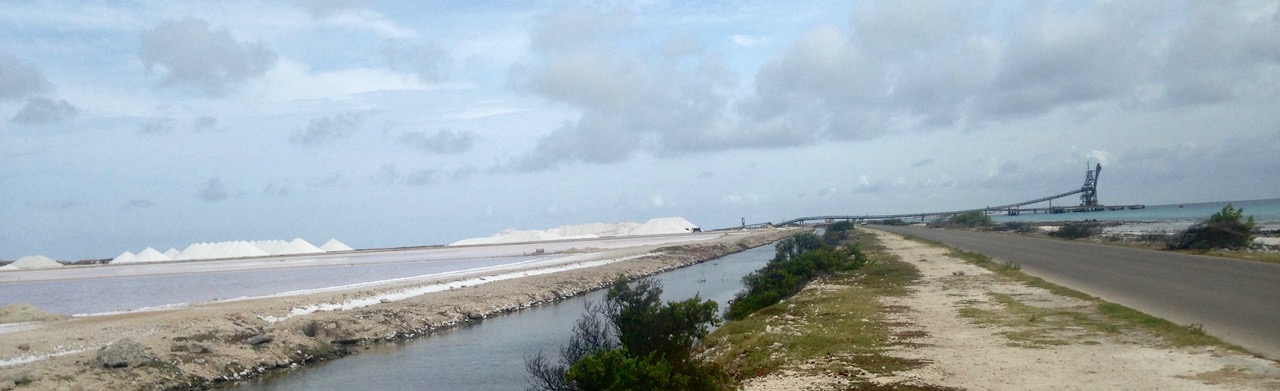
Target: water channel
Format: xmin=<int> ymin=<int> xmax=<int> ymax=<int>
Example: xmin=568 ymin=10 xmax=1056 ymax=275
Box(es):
xmin=233 ymin=242 xmax=777 ymax=390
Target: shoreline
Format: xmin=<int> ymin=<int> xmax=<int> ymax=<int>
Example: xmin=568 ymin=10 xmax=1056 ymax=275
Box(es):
xmin=0 ymin=228 xmax=797 ymax=391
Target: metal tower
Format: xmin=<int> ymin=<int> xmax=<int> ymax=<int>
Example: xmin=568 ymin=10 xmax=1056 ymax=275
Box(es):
xmin=1080 ymin=163 xmax=1101 ymax=207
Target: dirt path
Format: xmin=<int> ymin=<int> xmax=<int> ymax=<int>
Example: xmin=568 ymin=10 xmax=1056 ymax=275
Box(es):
xmin=868 ymin=229 xmax=1280 ymax=390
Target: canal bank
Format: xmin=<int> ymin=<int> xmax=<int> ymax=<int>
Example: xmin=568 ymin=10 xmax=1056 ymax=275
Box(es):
xmin=233 ymin=240 xmax=779 ymax=390
xmin=0 ymin=228 xmax=797 ymax=391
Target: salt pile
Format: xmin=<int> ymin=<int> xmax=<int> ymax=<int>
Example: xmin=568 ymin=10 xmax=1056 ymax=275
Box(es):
xmin=276 ymin=238 xmax=324 ymax=255
xmin=629 ymin=217 xmax=700 ymax=236
xmin=128 ymin=247 xmax=171 ymax=263
xmin=111 ymin=251 xmax=136 ymax=264
xmin=0 ymin=255 xmax=64 ymax=271
xmin=319 ymin=238 xmax=354 ymax=252
xmin=450 ymin=217 xmax=700 ymax=246
xmin=111 ymin=237 xmax=350 ymax=264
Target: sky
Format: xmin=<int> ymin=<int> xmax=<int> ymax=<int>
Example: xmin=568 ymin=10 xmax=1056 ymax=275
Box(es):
xmin=2 ymin=0 xmax=1278 ymax=261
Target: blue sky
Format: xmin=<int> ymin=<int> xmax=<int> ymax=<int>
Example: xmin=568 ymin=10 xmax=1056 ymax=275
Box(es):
xmin=2 ymin=0 xmax=1278 ymax=260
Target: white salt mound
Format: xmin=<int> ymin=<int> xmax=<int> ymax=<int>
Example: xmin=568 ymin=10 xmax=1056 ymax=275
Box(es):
xmin=630 ymin=217 xmax=699 ymax=236
xmin=449 ymin=217 xmax=700 ymax=246
xmin=163 ymin=248 xmax=180 ymax=258
xmin=3 ymin=255 xmax=64 ymax=270
xmin=276 ymin=238 xmax=324 ymax=255
xmin=217 ymin=241 xmax=271 ymax=259
xmin=251 ymin=239 xmax=290 ymax=255
xmin=111 ymin=251 xmax=136 ymax=264
xmin=125 ymin=247 xmax=171 ymax=263
xmin=319 ymin=238 xmax=354 ymax=252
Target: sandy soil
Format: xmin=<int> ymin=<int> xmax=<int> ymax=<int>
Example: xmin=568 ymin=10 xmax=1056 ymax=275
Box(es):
xmin=0 ymin=229 xmax=795 ymax=391
xmin=870 ymin=229 xmax=1280 ymax=390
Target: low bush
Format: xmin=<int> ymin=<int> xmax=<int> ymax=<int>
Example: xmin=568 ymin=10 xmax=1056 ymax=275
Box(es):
xmin=1051 ymin=222 xmax=1102 ymax=240
xmin=526 ymin=277 xmax=730 ymax=391
xmin=1169 ymin=204 xmax=1257 ymax=250
xmin=726 ymin=227 xmax=867 ymax=320
xmin=928 ymin=211 xmax=992 ymax=229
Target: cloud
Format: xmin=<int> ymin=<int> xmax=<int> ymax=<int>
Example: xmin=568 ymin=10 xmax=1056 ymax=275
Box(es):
xmin=300 ymin=0 xmax=374 ymax=18
xmin=649 ymin=195 xmax=664 ymax=207
xmin=730 ymin=34 xmax=769 ymax=47
xmin=404 ymin=169 xmax=437 ymax=186
xmin=381 ymin=41 xmax=449 ymax=83
xmin=369 ymin=163 xmax=399 ymax=186
xmin=398 ymin=128 xmax=474 ymax=154
xmin=290 ymin=111 xmax=373 ymax=145
xmin=25 ymin=200 xmax=80 ymax=210
xmin=0 ymin=53 xmax=50 ymax=100
xmin=10 ymin=97 xmax=79 ymax=125
xmin=139 ymin=17 xmax=277 ymax=96
xmin=911 ymin=158 xmax=935 ymax=168
xmin=509 ymin=2 xmax=1280 ymax=171
xmin=137 ymin=118 xmax=176 ymax=135
xmin=192 ymin=116 xmax=218 ymax=131
xmin=509 ymin=6 xmax=740 ymax=170
xmin=263 ymin=183 xmax=291 ymax=196
xmin=197 ymin=177 xmax=228 ymax=202
xmin=311 ymin=172 xmax=346 ymax=188
xmin=122 ymin=199 xmax=156 ymax=210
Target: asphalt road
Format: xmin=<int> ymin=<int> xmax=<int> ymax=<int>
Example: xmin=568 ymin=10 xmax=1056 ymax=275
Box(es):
xmin=870 ymin=225 xmax=1280 ymax=360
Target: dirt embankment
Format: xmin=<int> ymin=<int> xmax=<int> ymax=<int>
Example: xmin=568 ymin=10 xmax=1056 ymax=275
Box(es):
xmin=0 ymin=229 xmax=796 ymax=391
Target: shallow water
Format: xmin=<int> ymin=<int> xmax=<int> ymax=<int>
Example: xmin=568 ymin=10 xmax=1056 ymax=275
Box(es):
xmin=0 ymin=256 xmax=536 ymax=316
xmin=992 ymin=198 xmax=1280 ymax=229
xmin=232 ymin=243 xmax=776 ymax=391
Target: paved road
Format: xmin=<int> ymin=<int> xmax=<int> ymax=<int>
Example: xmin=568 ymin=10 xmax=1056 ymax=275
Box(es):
xmin=870 ymin=225 xmax=1280 ymax=360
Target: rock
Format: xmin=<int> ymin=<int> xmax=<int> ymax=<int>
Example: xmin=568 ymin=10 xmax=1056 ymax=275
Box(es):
xmin=96 ymin=338 xmax=152 ymax=368
xmin=246 ymin=334 xmax=273 ymax=345
xmin=187 ymin=342 xmax=211 ymax=354
xmin=171 ymin=341 xmax=211 ymax=353
xmin=0 ymin=379 xmax=14 ymax=391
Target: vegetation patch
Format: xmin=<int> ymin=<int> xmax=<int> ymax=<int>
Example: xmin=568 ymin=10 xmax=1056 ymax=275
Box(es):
xmin=703 ymin=230 xmax=946 ymax=389
xmin=1169 ymin=203 xmax=1258 ymax=250
xmin=726 ymin=222 xmax=867 ymax=320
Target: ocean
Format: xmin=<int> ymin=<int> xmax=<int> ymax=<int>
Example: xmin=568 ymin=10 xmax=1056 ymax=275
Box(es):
xmin=992 ymin=198 xmax=1280 ymax=232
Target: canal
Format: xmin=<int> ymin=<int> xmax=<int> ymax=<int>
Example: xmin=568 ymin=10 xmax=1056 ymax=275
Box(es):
xmin=233 ymin=242 xmax=777 ymax=390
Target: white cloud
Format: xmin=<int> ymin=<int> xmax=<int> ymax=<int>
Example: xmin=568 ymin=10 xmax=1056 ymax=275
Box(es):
xmin=197 ymin=177 xmax=229 ymax=202
xmin=249 ymin=59 xmax=430 ymax=102
xmin=730 ymin=34 xmax=768 ymax=47
xmin=399 ymin=129 xmax=475 ymax=154
xmin=649 ymin=195 xmax=664 ymax=207
xmin=0 ymin=53 xmax=50 ymax=100
xmin=290 ymin=110 xmax=376 ymax=146
xmin=139 ymin=17 xmax=277 ymax=96
xmin=10 ymin=97 xmax=79 ymax=125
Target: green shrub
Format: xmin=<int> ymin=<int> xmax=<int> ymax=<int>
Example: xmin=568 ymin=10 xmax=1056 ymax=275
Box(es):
xmin=1051 ymin=222 xmax=1101 ymax=239
xmin=526 ymin=277 xmax=730 ymax=391
xmin=998 ymin=221 xmax=1040 ymax=234
xmin=726 ymin=233 xmax=867 ymax=320
xmin=929 ymin=211 xmax=992 ymax=228
xmin=1169 ymin=204 xmax=1257 ymax=250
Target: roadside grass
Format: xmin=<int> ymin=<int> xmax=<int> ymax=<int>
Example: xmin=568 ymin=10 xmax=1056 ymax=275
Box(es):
xmin=1187 ymin=250 xmax=1280 ymax=265
xmin=933 ymin=242 xmax=1245 ymax=353
xmin=702 ymin=231 xmax=964 ymax=390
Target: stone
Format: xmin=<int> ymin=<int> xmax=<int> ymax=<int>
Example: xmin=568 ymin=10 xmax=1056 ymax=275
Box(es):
xmin=96 ymin=338 xmax=152 ymax=368
xmin=246 ymin=334 xmax=273 ymax=345
xmin=0 ymin=379 xmax=15 ymax=391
